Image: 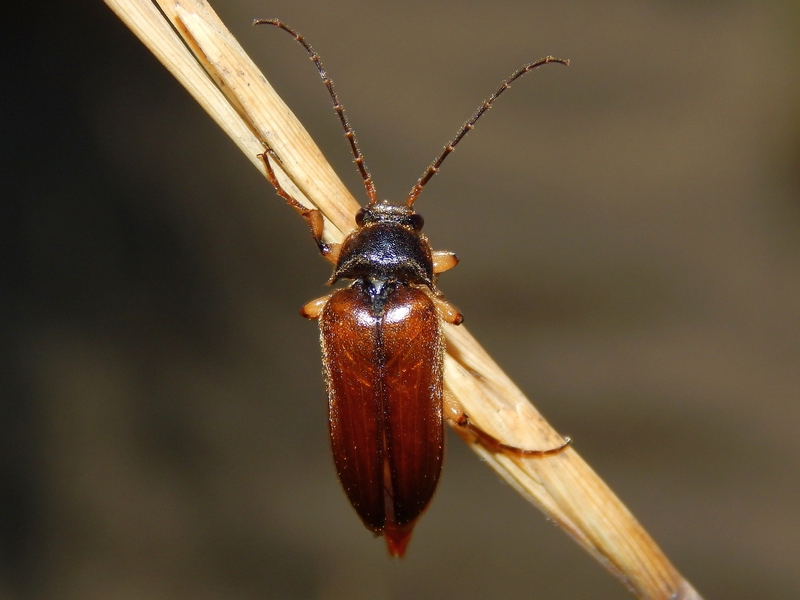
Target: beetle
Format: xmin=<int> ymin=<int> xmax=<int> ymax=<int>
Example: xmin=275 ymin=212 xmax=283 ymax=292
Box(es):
xmin=254 ymin=19 xmax=571 ymax=556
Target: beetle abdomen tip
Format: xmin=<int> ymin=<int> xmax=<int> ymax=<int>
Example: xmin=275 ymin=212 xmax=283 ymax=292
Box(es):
xmin=384 ymin=522 xmax=415 ymax=558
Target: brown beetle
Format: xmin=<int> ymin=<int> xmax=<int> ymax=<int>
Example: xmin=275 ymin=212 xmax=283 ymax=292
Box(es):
xmin=255 ymin=19 xmax=570 ymax=556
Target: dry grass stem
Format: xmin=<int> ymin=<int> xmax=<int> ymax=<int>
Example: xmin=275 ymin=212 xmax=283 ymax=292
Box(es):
xmin=104 ymin=0 xmax=702 ymax=598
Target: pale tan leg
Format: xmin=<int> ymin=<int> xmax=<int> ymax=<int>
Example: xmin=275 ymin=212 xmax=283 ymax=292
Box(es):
xmin=431 ymin=294 xmax=464 ymax=325
xmin=443 ymin=393 xmax=571 ymax=457
xmin=260 ymin=150 xmax=339 ymax=265
xmin=300 ymin=294 xmax=332 ymax=320
xmin=432 ymin=250 xmax=459 ymax=274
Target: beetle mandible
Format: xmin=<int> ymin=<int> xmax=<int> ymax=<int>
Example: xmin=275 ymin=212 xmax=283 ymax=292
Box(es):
xmin=254 ymin=19 xmax=570 ymax=557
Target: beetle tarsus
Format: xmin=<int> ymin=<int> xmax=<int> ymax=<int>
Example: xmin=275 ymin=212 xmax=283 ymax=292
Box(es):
xmin=452 ymin=412 xmax=571 ymax=457
xmin=260 ymin=150 xmax=340 ymax=264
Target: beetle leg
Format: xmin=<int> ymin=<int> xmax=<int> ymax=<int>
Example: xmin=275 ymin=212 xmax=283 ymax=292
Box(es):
xmin=259 ymin=149 xmax=340 ymax=264
xmin=432 ymin=250 xmax=459 ymax=274
xmin=430 ymin=294 xmax=463 ymax=325
xmin=300 ymin=294 xmax=332 ymax=320
xmin=443 ymin=394 xmax=570 ymax=457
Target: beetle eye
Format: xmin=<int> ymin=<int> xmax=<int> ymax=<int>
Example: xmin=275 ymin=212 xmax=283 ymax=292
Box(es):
xmin=355 ymin=207 xmax=367 ymax=226
xmin=409 ymin=213 xmax=424 ymax=231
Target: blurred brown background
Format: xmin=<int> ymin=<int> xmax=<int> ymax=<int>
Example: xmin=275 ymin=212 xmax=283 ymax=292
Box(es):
xmin=3 ymin=1 xmax=799 ymax=598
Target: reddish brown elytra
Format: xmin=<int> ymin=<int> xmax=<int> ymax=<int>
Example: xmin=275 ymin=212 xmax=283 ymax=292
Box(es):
xmin=254 ymin=18 xmax=571 ymax=557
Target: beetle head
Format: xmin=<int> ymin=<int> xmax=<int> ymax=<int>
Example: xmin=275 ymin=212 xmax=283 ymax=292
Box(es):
xmin=356 ymin=201 xmax=424 ymax=232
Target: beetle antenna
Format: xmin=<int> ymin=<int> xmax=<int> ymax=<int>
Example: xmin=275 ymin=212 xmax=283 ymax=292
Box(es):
xmin=406 ymin=56 xmax=569 ymax=206
xmin=254 ymin=19 xmax=378 ymax=205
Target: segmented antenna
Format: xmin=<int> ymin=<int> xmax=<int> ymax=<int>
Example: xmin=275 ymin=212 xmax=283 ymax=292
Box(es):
xmin=405 ymin=56 xmax=569 ymax=206
xmin=254 ymin=19 xmax=378 ymax=205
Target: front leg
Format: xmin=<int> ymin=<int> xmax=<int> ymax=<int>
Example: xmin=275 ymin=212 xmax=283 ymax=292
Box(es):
xmin=432 ymin=250 xmax=459 ymax=274
xmin=259 ymin=150 xmax=340 ymax=265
